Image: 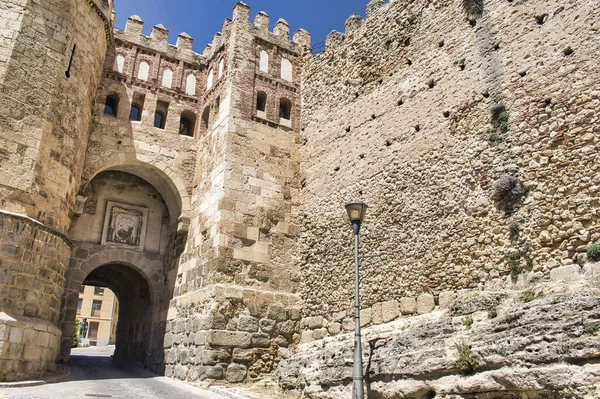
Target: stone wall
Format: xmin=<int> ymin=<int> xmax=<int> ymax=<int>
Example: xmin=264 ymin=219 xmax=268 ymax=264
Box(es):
xmin=298 ymin=0 xmax=600 ymax=319
xmin=277 ymin=264 xmax=600 ymax=398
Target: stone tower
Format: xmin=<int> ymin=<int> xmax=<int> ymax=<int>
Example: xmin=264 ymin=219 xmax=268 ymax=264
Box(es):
xmin=0 ymin=0 xmax=112 ymax=381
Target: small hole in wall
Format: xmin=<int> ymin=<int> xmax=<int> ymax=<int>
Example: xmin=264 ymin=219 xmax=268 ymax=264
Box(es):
xmin=378 ymin=79 xmax=383 ymax=84
xmin=334 ymin=166 xmax=340 ymax=172
xmin=407 ymin=59 xmax=413 ymax=66
xmin=535 ymin=14 xmax=547 ymax=25
xmin=563 ymin=46 xmax=574 ymax=56
xmin=355 ymin=92 xmax=359 ymax=99
xmin=427 ymin=79 xmax=436 ymax=89
xmin=346 ymin=126 xmax=351 ymax=133
xmin=117 ymin=140 xmax=122 ymax=145
xmin=458 ymin=59 xmax=466 ymax=71
xmin=443 ymin=111 xmax=450 ymax=118
xmin=397 ymin=98 xmax=404 ymax=106
xmin=482 ymin=90 xmax=490 ymax=98
xmin=438 ymin=40 xmax=445 ymax=48
xmin=545 ymin=98 xmax=552 ymax=106
xmin=359 ymin=190 xmax=363 ymax=195
xmin=385 ymin=139 xmax=392 ymax=146
xmin=469 ymin=19 xmax=477 ymax=27
xmin=414 ymin=125 xmax=421 ymax=132
xmin=493 ymin=42 xmax=501 ymax=51
xmin=519 ymin=71 xmax=527 ymax=77
xmin=359 ymin=154 xmax=365 ymax=159
xmin=372 ymin=114 xmax=377 ymax=120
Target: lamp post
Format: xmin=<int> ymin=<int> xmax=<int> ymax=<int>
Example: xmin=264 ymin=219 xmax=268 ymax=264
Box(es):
xmin=345 ymin=201 xmax=368 ymax=399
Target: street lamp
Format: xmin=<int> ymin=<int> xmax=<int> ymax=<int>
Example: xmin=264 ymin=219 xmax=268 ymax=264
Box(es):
xmin=345 ymin=201 xmax=368 ymax=399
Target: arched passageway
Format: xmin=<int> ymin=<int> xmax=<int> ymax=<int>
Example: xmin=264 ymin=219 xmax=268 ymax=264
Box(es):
xmin=83 ymin=263 xmax=152 ymax=364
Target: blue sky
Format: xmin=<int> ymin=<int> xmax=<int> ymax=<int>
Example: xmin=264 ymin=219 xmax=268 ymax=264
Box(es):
xmin=113 ymin=0 xmax=367 ymax=52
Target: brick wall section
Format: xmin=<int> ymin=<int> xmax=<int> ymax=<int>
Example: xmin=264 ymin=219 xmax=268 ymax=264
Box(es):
xmin=298 ymin=0 xmax=600 ymax=319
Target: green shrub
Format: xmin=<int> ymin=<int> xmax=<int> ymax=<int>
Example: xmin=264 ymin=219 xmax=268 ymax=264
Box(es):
xmin=455 ymin=342 xmax=477 ymax=375
xmin=508 ymin=252 xmax=522 ymax=279
xmin=523 ymin=290 xmax=535 ymax=303
xmin=464 ymin=315 xmax=474 ymax=329
xmin=489 ymin=130 xmax=502 ymax=142
xmin=487 ymin=307 xmax=498 ymax=319
xmin=587 ymin=243 xmax=600 ymax=262
xmin=72 ymin=318 xmax=80 ymax=348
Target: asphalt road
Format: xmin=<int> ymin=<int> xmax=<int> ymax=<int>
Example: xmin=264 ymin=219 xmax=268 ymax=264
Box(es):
xmin=0 ymin=347 xmax=228 ymax=399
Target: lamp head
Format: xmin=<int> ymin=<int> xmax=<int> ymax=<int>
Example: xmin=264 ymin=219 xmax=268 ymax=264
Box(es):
xmin=345 ymin=202 xmax=368 ymax=234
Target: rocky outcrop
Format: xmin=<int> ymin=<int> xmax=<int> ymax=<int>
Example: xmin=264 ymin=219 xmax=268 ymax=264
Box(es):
xmin=275 ymin=280 xmax=600 ymax=398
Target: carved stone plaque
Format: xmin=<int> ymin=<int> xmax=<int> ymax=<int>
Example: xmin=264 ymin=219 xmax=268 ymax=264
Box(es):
xmin=101 ymin=201 xmax=148 ymax=250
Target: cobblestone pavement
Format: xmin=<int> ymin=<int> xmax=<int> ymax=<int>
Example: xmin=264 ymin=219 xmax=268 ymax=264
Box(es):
xmin=0 ymin=347 xmax=228 ymax=399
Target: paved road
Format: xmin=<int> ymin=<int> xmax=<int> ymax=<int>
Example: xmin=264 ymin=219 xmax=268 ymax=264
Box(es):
xmin=0 ymin=347 xmax=228 ymax=399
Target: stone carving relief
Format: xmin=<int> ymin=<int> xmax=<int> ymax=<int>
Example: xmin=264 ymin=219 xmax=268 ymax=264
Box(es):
xmin=101 ymin=201 xmax=148 ymax=250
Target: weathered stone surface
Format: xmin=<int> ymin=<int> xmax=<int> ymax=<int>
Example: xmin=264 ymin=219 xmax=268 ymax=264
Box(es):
xmin=550 ymin=265 xmax=584 ymax=283
xmin=449 ymin=292 xmax=505 ymax=316
xmin=232 ymin=348 xmax=254 ymax=363
xmin=238 ymin=316 xmax=259 ymax=332
xmin=400 ymin=297 xmax=417 ymax=315
xmin=226 ymin=363 xmax=247 ymax=383
xmin=439 ymin=291 xmax=457 ymax=309
xmin=276 ymin=288 xmax=600 ymax=398
xmin=416 ymin=294 xmax=435 ymax=314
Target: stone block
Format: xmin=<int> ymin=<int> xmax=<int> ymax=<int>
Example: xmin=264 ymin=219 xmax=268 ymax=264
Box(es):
xmin=327 ymin=322 xmax=342 ymax=335
xmin=381 ymin=300 xmax=400 ymax=323
xmin=278 ymin=320 xmax=297 ymax=336
xmin=372 ymin=302 xmax=384 ymax=325
xmin=201 ymin=349 xmax=230 ymax=365
xmin=417 ymin=294 xmax=435 ymax=314
xmin=23 ymin=329 xmax=38 ymax=345
xmin=207 ymin=331 xmax=251 ymax=348
xmin=274 ymin=335 xmax=289 ymax=347
xmin=300 ymin=330 xmax=314 ymax=343
xmin=360 ymin=308 xmax=372 ymax=327
xmin=400 ymin=297 xmax=417 ymax=315
xmin=251 ymin=333 xmax=271 ymax=348
xmin=9 ymin=327 xmax=22 ymax=344
xmin=204 ymin=365 xmax=223 ymax=380
xmin=23 ymin=346 xmax=41 ymax=361
xmin=302 ymin=316 xmax=324 ymax=330
xmin=550 ymin=264 xmax=583 ymax=283
xmin=0 ymin=324 xmax=9 ymax=341
xmin=259 ymin=318 xmax=276 ymax=333
xmin=278 ymin=348 xmax=291 ymax=359
xmin=232 ymin=348 xmax=254 ymax=362
xmin=226 ymin=363 xmax=247 ymax=383
xmin=342 ymin=318 xmax=354 ymax=331
xmin=313 ymin=328 xmax=328 ymax=340
xmin=439 ymin=291 xmax=457 ymax=309
xmin=266 ymin=305 xmax=287 ymax=321
xmin=238 ymin=316 xmax=259 ymax=332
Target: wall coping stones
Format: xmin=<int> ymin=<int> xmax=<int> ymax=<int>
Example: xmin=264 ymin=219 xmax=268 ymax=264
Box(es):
xmin=0 ymin=211 xmax=73 ymax=249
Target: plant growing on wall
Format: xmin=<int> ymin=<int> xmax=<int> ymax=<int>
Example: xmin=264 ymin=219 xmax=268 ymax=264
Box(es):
xmin=588 ymin=243 xmax=600 ymax=262
xmin=492 ymin=175 xmax=528 ymax=214
xmin=455 ymin=341 xmax=477 ymax=375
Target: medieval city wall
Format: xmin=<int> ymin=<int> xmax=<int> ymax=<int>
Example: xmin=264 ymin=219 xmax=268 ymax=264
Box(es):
xmin=0 ymin=0 xmax=111 ymax=381
xmin=297 ymin=0 xmax=600 ymax=323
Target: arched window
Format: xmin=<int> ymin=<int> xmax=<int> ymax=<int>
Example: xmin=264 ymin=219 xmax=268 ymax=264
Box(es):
xmin=259 ymin=50 xmax=269 ymax=73
xmin=279 ymin=98 xmax=291 ymax=120
xmin=129 ymin=104 xmax=142 ymax=121
xmin=138 ymin=61 xmax=150 ymax=81
xmin=179 ymin=112 xmax=196 ymax=137
xmin=104 ymin=94 xmax=119 ymax=116
xmin=256 ymin=92 xmax=267 ymax=112
xmin=218 ymin=59 xmax=225 ymax=79
xmin=154 ymin=111 xmax=165 ymax=129
xmin=185 ymin=74 xmax=196 ymax=96
xmin=161 ymin=67 xmax=173 ymax=88
xmin=281 ymin=58 xmax=293 ymax=82
xmin=206 ymin=69 xmax=214 ymax=91
xmin=113 ymin=54 xmax=125 ymax=73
